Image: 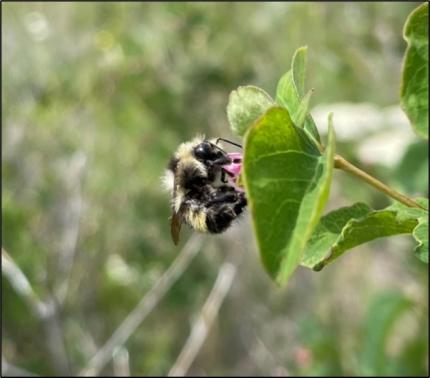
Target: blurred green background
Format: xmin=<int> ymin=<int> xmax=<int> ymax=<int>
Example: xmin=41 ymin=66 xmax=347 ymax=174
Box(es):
xmin=2 ymin=2 xmax=428 ymax=376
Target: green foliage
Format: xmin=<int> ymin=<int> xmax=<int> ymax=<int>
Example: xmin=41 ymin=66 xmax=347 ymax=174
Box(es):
xmin=228 ymin=5 xmax=429 ymax=286
xmin=227 ymin=86 xmax=274 ymax=137
xmin=294 ymin=89 xmax=314 ymax=129
xmin=297 ymin=290 xmax=428 ymax=376
xmin=359 ymin=292 xmax=413 ymax=376
xmin=242 ymin=107 xmax=335 ymax=284
xmin=296 ymin=317 xmax=342 ymax=375
xmin=413 ymin=216 xmax=428 ymax=263
xmin=302 ymin=199 xmax=428 ymax=270
xmin=275 ymin=46 xmax=321 ymax=144
xmin=393 ymin=140 xmax=429 ymax=195
xmin=301 ymin=203 xmax=372 ymax=270
xmin=3 ymin=3 xmax=427 ymax=376
xmin=400 ymin=3 xmax=428 ymax=139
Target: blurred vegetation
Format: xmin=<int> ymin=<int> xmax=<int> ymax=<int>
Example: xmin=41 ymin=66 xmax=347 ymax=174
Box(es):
xmin=2 ymin=2 xmax=428 ymax=376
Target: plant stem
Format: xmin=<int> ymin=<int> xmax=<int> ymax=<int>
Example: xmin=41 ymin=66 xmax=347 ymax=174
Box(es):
xmin=334 ymin=154 xmax=426 ymax=210
xmin=80 ymin=234 xmax=204 ymax=376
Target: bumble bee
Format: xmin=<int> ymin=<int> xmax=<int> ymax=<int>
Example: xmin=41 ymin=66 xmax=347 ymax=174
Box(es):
xmin=162 ymin=135 xmax=247 ymax=245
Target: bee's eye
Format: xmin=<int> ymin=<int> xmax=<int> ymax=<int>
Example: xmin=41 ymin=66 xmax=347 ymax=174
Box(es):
xmin=194 ymin=142 xmax=213 ymax=159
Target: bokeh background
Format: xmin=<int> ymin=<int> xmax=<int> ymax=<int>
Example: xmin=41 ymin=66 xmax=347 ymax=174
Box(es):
xmin=2 ymin=2 xmax=428 ymax=376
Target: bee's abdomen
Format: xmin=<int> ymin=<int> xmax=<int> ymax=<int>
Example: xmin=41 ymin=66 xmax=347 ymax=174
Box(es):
xmin=184 ymin=204 xmax=208 ymax=232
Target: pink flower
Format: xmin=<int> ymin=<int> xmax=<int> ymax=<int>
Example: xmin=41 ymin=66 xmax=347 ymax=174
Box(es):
xmin=222 ymin=152 xmax=244 ymax=191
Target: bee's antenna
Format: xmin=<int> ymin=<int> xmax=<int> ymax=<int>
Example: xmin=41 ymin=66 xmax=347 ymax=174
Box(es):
xmin=215 ymin=138 xmax=242 ymax=149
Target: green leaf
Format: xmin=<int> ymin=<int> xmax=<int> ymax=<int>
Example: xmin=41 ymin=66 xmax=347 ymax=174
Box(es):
xmin=276 ymin=46 xmax=321 ymax=144
xmin=301 ymin=198 xmax=429 ymax=271
xmin=276 ymin=70 xmax=297 ymax=112
xmin=301 ymin=202 xmax=372 ymax=270
xmin=359 ymin=292 xmax=413 ymax=376
xmin=413 ymin=216 xmax=428 ymax=263
xmin=243 ymin=107 xmax=335 ymax=285
xmin=295 ymin=89 xmax=314 ymax=128
xmin=292 ymin=46 xmax=307 ymax=98
xmin=393 ymin=140 xmax=429 ymax=195
xmin=400 ymin=3 xmax=428 ymax=140
xmin=387 ymin=197 xmax=428 ymax=219
xmin=227 ymin=85 xmax=274 ymax=137
xmin=276 ymin=47 xmax=308 ymax=105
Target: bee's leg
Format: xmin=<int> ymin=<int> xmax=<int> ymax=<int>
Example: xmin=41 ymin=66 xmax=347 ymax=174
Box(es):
xmin=233 ymin=192 xmax=247 ymax=215
xmin=212 ymin=155 xmax=231 ymax=166
xmin=205 ymin=192 xmax=246 ymax=233
xmin=208 ymin=185 xmax=237 ymax=205
xmin=205 ymin=155 xmax=231 ymax=170
xmin=218 ymin=184 xmax=236 ymax=192
xmin=206 ymin=204 xmax=236 ymax=233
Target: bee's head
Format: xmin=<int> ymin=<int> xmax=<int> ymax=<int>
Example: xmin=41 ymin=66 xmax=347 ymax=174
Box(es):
xmin=193 ymin=140 xmax=229 ymax=164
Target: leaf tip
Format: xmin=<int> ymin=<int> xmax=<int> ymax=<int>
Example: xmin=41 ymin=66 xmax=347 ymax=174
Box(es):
xmin=312 ymin=262 xmax=325 ymax=272
xmin=297 ymin=45 xmax=308 ymax=53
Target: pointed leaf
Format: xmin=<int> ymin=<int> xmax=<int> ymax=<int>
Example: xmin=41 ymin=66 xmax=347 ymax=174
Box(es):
xmin=276 ymin=46 xmax=321 ymax=143
xmin=301 ymin=198 xmax=428 ymax=270
xmin=400 ymin=3 xmax=428 ymax=139
xmin=243 ymin=107 xmax=335 ymax=285
xmin=292 ymin=46 xmax=307 ymax=98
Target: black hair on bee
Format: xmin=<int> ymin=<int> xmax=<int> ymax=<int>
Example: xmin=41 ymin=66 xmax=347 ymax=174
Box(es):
xmin=162 ymin=135 xmax=247 ymax=244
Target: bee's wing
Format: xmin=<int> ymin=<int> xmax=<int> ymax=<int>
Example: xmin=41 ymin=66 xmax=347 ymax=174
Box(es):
xmin=170 ymin=211 xmax=182 ymax=245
